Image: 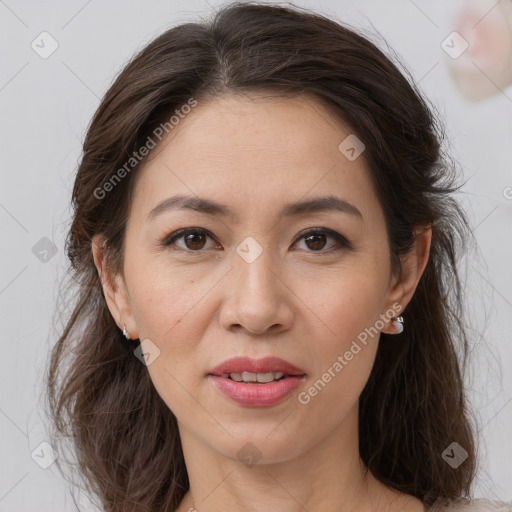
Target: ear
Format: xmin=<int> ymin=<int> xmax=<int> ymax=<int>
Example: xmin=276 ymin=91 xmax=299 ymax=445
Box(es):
xmin=91 ymin=234 xmax=138 ymax=340
xmin=382 ymin=226 xmax=432 ymax=333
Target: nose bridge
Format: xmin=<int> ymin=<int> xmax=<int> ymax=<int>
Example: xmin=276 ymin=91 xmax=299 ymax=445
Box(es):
xmin=233 ymin=234 xmax=280 ymax=301
xmin=222 ymin=234 xmax=292 ymax=334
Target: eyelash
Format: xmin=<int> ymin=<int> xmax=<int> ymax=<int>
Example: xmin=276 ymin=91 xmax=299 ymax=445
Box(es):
xmin=161 ymin=227 xmax=354 ymax=254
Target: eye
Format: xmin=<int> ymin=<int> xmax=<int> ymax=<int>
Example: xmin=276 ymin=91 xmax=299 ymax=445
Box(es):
xmin=292 ymin=228 xmax=353 ymax=253
xmin=162 ymin=228 xmax=220 ymax=251
xmin=161 ymin=227 xmax=353 ymax=253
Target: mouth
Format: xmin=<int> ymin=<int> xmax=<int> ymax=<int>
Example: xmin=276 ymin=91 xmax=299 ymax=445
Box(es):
xmin=216 ymin=371 xmax=294 ymax=384
xmin=208 ymin=356 xmax=306 ymax=406
xmin=208 ymin=355 xmax=306 ymax=381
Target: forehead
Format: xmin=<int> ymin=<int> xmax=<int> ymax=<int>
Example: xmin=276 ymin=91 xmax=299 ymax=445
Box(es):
xmin=160 ymin=91 xmax=352 ymax=163
xmin=130 ymin=92 xmax=381 ymax=226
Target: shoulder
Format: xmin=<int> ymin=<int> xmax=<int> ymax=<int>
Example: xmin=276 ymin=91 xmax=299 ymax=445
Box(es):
xmin=428 ymin=498 xmax=512 ymax=511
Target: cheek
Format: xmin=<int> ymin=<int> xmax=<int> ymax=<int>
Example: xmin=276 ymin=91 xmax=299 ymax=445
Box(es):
xmin=127 ymin=255 xmax=214 ymax=348
xmin=125 ymin=258 xmax=222 ymax=408
xmin=300 ymin=246 xmax=390 ymax=349
xmin=295 ymin=259 xmax=389 ymax=413
xmin=312 ymin=285 xmax=384 ymax=364
xmin=318 ymin=276 xmax=386 ymax=336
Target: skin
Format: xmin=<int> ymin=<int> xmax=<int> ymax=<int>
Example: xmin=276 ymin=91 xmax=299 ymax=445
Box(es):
xmin=92 ymin=92 xmax=431 ymax=512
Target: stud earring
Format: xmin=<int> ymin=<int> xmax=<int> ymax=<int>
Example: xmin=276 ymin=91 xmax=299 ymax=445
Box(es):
xmin=122 ymin=324 xmax=130 ymax=340
xmin=390 ymin=316 xmax=404 ymax=334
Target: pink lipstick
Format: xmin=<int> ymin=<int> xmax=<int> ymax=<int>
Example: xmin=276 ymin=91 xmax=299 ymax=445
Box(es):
xmin=208 ymin=356 xmax=306 ymax=407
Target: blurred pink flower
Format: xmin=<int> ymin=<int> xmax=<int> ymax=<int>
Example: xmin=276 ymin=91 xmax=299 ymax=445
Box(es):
xmin=445 ymin=0 xmax=512 ymax=101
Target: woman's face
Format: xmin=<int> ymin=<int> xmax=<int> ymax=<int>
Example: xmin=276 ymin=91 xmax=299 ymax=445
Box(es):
xmin=95 ymin=92 xmax=429 ymax=464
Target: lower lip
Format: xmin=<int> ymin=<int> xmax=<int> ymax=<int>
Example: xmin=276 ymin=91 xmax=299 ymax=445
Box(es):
xmin=209 ymin=375 xmax=306 ymax=407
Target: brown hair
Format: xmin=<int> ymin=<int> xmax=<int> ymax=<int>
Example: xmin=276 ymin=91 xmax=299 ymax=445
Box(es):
xmin=45 ymin=2 xmax=477 ymax=510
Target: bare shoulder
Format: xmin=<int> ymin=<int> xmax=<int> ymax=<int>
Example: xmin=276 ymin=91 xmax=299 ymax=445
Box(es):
xmin=428 ymin=498 xmax=512 ymax=512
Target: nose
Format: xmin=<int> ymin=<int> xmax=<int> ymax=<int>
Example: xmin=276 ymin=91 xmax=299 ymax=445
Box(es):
xmin=219 ymin=247 xmax=294 ymax=336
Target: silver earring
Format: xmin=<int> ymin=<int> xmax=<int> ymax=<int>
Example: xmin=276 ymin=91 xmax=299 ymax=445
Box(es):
xmin=391 ymin=316 xmax=404 ymax=334
xmin=122 ymin=324 xmax=130 ymax=340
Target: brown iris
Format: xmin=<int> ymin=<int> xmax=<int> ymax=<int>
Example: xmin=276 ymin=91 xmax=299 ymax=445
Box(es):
xmin=184 ymin=232 xmax=207 ymax=250
xmin=304 ymin=233 xmax=327 ymax=251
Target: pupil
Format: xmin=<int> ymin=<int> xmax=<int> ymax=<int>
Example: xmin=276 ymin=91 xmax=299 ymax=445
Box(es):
xmin=305 ymin=233 xmax=326 ymax=251
xmin=185 ymin=233 xmax=205 ymax=250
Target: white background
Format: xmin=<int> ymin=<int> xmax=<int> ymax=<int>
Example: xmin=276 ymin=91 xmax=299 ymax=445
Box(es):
xmin=1 ymin=0 xmax=511 ymax=510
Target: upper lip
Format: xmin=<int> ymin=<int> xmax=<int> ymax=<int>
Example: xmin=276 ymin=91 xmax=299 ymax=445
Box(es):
xmin=209 ymin=356 xmax=306 ymax=376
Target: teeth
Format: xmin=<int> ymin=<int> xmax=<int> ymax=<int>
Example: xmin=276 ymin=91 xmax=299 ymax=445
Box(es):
xmin=225 ymin=371 xmax=285 ymax=383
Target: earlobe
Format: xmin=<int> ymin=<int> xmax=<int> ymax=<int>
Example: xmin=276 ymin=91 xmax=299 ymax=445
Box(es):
xmin=91 ymin=235 xmax=138 ymax=339
xmin=92 ymin=235 xmax=120 ymax=324
xmin=382 ymin=226 xmax=432 ymax=333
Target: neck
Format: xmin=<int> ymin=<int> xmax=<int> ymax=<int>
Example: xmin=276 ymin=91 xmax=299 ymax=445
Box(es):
xmin=174 ymin=404 xmax=422 ymax=512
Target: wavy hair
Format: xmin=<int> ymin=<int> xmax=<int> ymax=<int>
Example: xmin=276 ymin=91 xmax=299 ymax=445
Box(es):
xmin=45 ymin=2 xmax=477 ymax=511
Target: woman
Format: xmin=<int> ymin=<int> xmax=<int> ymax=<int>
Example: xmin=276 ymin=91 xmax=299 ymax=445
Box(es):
xmin=45 ymin=2 xmax=509 ymax=511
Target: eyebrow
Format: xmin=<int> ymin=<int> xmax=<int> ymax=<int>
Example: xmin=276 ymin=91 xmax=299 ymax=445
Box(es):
xmin=146 ymin=194 xmax=363 ymax=222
